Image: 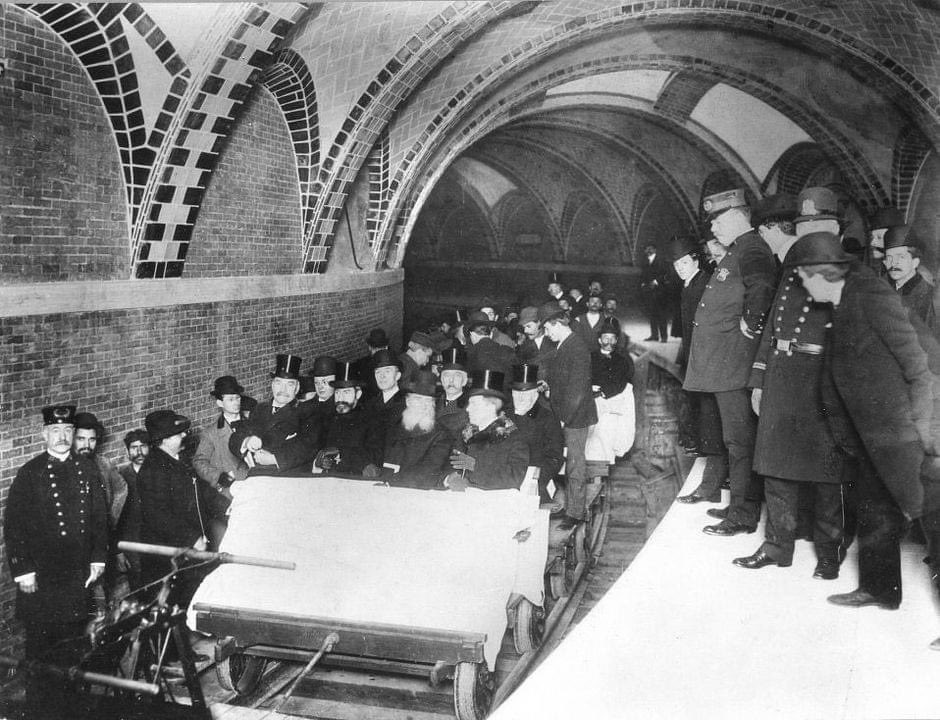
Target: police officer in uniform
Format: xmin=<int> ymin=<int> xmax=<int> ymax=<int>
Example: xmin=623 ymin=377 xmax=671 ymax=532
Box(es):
xmin=683 ymin=189 xmax=777 ymax=536
xmin=5 ymin=405 xmax=108 ymax=718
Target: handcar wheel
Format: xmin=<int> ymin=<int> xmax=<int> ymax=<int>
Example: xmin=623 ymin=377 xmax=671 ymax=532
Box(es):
xmin=215 ymin=652 xmax=266 ymax=695
xmin=512 ymin=598 xmax=545 ymax=654
xmin=453 ymin=661 xmax=494 ymax=720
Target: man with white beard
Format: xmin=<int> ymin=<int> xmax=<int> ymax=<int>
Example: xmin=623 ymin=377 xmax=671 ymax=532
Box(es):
xmin=379 ymin=371 xmax=453 ymax=489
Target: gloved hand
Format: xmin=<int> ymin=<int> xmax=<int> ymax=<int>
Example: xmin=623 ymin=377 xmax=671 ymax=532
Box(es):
xmin=444 ymin=472 xmax=469 ymax=492
xmin=449 ymin=450 xmax=476 ymax=473
xmin=362 ymin=464 xmax=381 ymax=479
xmin=315 ymin=447 xmax=341 ymax=471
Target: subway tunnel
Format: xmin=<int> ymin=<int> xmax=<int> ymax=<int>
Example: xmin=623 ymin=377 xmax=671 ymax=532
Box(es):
xmin=1 ymin=0 xmax=940 ymax=684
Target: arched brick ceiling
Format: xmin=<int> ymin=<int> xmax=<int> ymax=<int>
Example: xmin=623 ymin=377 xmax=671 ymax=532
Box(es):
xmin=654 ymin=70 xmax=716 ymax=120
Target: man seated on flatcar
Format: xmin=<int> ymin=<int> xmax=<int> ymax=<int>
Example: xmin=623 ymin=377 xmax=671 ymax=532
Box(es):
xmin=445 ymin=369 xmax=529 ymax=491
xmin=509 ymin=363 xmax=564 ymax=507
xmin=314 ymin=362 xmax=384 ymax=475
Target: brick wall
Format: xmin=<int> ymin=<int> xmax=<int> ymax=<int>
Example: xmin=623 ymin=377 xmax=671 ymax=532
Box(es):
xmin=186 ymin=86 xmax=304 ymax=277
xmin=0 ymin=6 xmax=128 ymax=282
xmin=0 ymin=279 xmax=402 ymax=656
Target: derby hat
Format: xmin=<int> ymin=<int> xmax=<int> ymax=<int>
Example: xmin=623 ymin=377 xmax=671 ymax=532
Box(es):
xmin=794 ymin=187 xmax=841 ymax=224
xmin=403 ymin=370 xmax=438 ymax=398
xmin=42 ymin=405 xmax=76 ymax=426
xmin=211 ymin=375 xmax=245 ymax=398
xmin=372 ymin=348 xmax=401 ymax=370
xmin=703 ymin=188 xmax=746 ymax=219
xmin=73 ymin=411 xmax=103 ymax=432
xmin=145 ymin=409 xmax=191 ymax=442
xmin=869 ymin=207 xmax=905 ymax=231
xmin=519 ymin=306 xmax=540 ymax=325
xmin=270 ymin=354 xmax=302 ymax=380
xmin=467 ymin=369 xmax=506 ymax=401
xmin=884 ymin=224 xmax=917 ymax=251
xmin=366 ymin=328 xmax=389 ymax=348
xmin=751 ymin=192 xmax=797 ymax=227
xmin=668 ymin=235 xmax=700 ymax=262
xmin=311 ymin=356 xmax=337 ymax=377
xmin=465 ymin=310 xmax=495 ymax=331
xmin=510 ymin=364 xmax=539 ymax=391
xmin=441 ymin=346 xmax=468 ymax=372
xmin=537 ymin=300 xmax=566 ymax=324
xmin=330 ymin=361 xmax=361 ymax=389
xmin=786 ymin=231 xmax=852 ymax=266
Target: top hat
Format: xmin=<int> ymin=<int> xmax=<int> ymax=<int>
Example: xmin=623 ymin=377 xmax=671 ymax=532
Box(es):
xmin=271 ymin=354 xmax=302 ymax=380
xmin=884 ymin=224 xmax=917 ymax=251
xmin=366 ymin=328 xmax=389 ymax=348
xmin=703 ymin=188 xmax=746 ymax=218
xmin=73 ymin=411 xmax=103 ymax=432
xmin=409 ymin=330 xmax=435 ymax=350
xmin=519 ymin=306 xmax=539 ymax=325
xmin=794 ymin=187 xmax=841 ymax=224
xmin=403 ymin=370 xmax=438 ymax=398
xmin=372 ymin=348 xmax=401 ymax=370
xmin=467 ymin=369 xmax=506 ymax=400
xmin=311 ymin=356 xmax=337 ymax=377
xmin=330 ymin=361 xmax=361 ymax=389
xmin=598 ymin=317 xmax=620 ymax=337
xmin=668 ymin=235 xmax=700 ymax=262
xmin=537 ymin=300 xmax=566 ymax=324
xmin=42 ymin=405 xmax=76 ymax=426
xmin=786 ymin=231 xmax=852 ymax=266
xmin=870 ymin=207 xmax=905 ymax=231
xmin=145 ymin=409 xmax=191 ymax=443
xmin=441 ymin=346 xmax=467 ymax=372
xmin=510 ymin=364 xmax=539 ymax=391
xmin=211 ymin=375 xmax=245 ymax=398
xmin=751 ymin=192 xmax=797 ymax=227
xmin=548 ymin=271 xmax=563 ymax=285
xmin=465 ymin=310 xmax=495 ymax=331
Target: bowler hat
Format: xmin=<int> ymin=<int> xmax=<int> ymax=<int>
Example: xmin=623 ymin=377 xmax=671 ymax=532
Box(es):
xmin=311 ymin=356 xmax=337 ymax=377
xmin=537 ymin=300 xmax=566 ymax=324
xmin=403 ymin=370 xmax=438 ymax=398
xmin=465 ymin=311 xmax=495 ymax=331
xmin=330 ymin=362 xmax=361 ymax=389
xmin=372 ymin=349 xmax=401 ymax=370
xmin=211 ymin=375 xmax=245 ymax=398
xmin=467 ymin=369 xmax=506 ymax=401
xmin=42 ymin=405 xmax=76 ymax=426
xmin=366 ymin=328 xmax=389 ymax=348
xmin=519 ymin=306 xmax=539 ymax=325
xmin=786 ymin=232 xmax=852 ymax=266
xmin=511 ymin=364 xmax=539 ymax=391
xmin=73 ymin=411 xmax=103 ymax=433
xmin=703 ymin=188 xmax=746 ymax=218
xmin=441 ymin=346 xmax=467 ymax=371
xmin=751 ymin=192 xmax=797 ymax=227
xmin=145 ymin=409 xmax=191 ymax=443
xmin=270 ymin=354 xmax=302 ymax=380
xmin=870 ymin=207 xmax=905 ymax=231
xmin=884 ymin=224 xmax=917 ymax=251
xmin=668 ymin=236 xmax=700 ymax=262
xmin=794 ymin=187 xmax=840 ymax=224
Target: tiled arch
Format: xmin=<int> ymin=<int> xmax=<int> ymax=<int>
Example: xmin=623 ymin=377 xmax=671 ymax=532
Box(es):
xmin=762 ymin=142 xmax=830 ymax=196
xmin=630 ymin=184 xmax=660 ymax=263
xmin=380 ymin=50 xmax=888 ymax=268
xmin=893 ymin=125 xmax=933 ymax=213
xmin=654 ymin=71 xmax=716 ymax=120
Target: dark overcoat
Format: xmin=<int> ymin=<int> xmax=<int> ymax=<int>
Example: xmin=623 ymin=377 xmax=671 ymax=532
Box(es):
xmin=683 ymin=230 xmax=776 ymax=392
xmin=229 ymin=399 xmax=318 ymax=475
xmin=898 ymin=272 xmax=936 ymax=329
xmin=323 ymin=405 xmax=383 ymax=474
xmin=460 ymin=416 xmax=530 ymax=490
xmin=748 ymin=260 xmax=842 ymax=483
xmin=590 ymin=349 xmax=634 ymax=399
xmin=5 ymin=452 xmax=108 ymax=623
xmin=382 ymin=425 xmax=453 ymax=489
xmin=436 ymin=392 xmax=469 ymax=442
xmin=512 ymin=398 xmax=564 ymax=485
xmin=676 ymin=268 xmax=709 ymax=370
xmin=545 ymin=330 xmax=598 ymax=429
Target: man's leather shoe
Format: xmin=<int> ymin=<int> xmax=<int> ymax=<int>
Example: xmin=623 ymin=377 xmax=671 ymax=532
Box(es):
xmin=826 ymin=588 xmax=899 ymax=610
xmin=643 ymin=336 xmax=657 ymax=342
xmin=813 ymin=558 xmax=839 ymax=580
xmin=703 ymin=520 xmax=755 ymax=536
xmin=733 ymin=549 xmax=790 ymax=569
xmin=706 ymin=506 xmax=729 ymax=519
xmin=930 ymin=636 xmax=940 ymax=651
xmin=677 ymin=492 xmax=719 ymax=504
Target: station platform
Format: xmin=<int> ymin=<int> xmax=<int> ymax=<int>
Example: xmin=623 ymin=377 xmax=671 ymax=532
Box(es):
xmin=492 ymin=459 xmax=940 ymax=719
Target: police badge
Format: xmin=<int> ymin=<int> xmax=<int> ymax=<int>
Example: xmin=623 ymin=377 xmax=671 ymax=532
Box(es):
xmin=716 ymin=268 xmax=730 ymax=282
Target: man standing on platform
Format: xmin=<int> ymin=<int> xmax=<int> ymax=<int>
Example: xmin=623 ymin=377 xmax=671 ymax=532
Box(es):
xmin=539 ymin=300 xmax=598 ymax=526
xmin=865 ymin=206 xmax=905 ymax=274
xmin=683 ymin=189 xmax=777 ymax=536
xmin=883 ymin=225 xmax=936 ymax=329
xmin=5 ymin=405 xmax=108 ymax=719
xmin=639 ymin=244 xmax=672 ymax=342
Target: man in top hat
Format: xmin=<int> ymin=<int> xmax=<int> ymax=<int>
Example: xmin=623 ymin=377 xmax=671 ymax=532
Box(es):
xmin=446 ymin=370 xmax=529 ymax=491
xmin=732 ymin=201 xmax=849 ymax=578
xmin=670 ymin=237 xmax=728 ymax=504
xmin=510 ymin=363 xmax=565 ymax=506
xmin=790 ymin=232 xmax=936 ymax=611
xmin=437 ymin=346 xmax=471 ymax=441
xmin=138 ymin=409 xmax=227 ymax=626
xmin=466 ymin=310 xmax=515 ymax=393
xmin=516 ymin=305 xmax=557 ymax=374
xmin=794 ymin=186 xmax=841 ymax=239
xmin=5 ymin=404 xmax=108 ymax=717
xmin=353 ymin=328 xmax=390 ymax=400
xmin=193 ymin=376 xmax=250 ymax=514
xmin=684 ymin=188 xmax=777 ymax=536
xmin=378 ymin=371 xmax=453 ymax=489
xmin=866 ymin=207 xmax=906 ymax=273
xmin=316 ymin=362 xmax=384 ymax=475
xmin=884 ymin=225 xmax=936 ymax=328
xmin=539 ymin=300 xmax=598 ymax=525
xmin=639 ymin=243 xmax=672 ymax=342
xmin=547 ymin=271 xmax=565 ymax=303
xmin=303 ymin=356 xmax=339 ymax=448
xmin=230 ymin=354 xmax=318 ymax=476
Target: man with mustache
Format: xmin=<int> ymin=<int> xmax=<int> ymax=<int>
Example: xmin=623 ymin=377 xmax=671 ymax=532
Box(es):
xmin=5 ymin=405 xmax=108 ymax=718
xmin=436 ymin=346 xmax=471 ymax=442
xmin=117 ymin=429 xmax=149 ymax=591
xmin=315 ymin=362 xmax=383 ymax=475
xmin=883 ymin=224 xmax=936 ymax=329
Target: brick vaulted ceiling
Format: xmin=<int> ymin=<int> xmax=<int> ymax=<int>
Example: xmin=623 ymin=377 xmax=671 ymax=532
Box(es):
xmin=9 ymin=1 xmax=940 ymax=276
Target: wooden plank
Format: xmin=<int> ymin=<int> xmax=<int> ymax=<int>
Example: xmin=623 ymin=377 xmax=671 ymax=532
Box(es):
xmin=277 ymin=696 xmax=455 ymax=720
xmin=211 ymin=705 xmax=287 ymax=719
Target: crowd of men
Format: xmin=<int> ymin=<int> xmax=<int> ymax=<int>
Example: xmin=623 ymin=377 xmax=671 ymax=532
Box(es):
xmin=672 ymin=185 xmax=940 ymax=652
xmin=4 ymin=279 xmax=636 ymax=716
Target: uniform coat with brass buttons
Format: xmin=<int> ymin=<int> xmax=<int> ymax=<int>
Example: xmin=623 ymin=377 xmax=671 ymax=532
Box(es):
xmin=5 ymin=452 xmax=108 ymax=624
